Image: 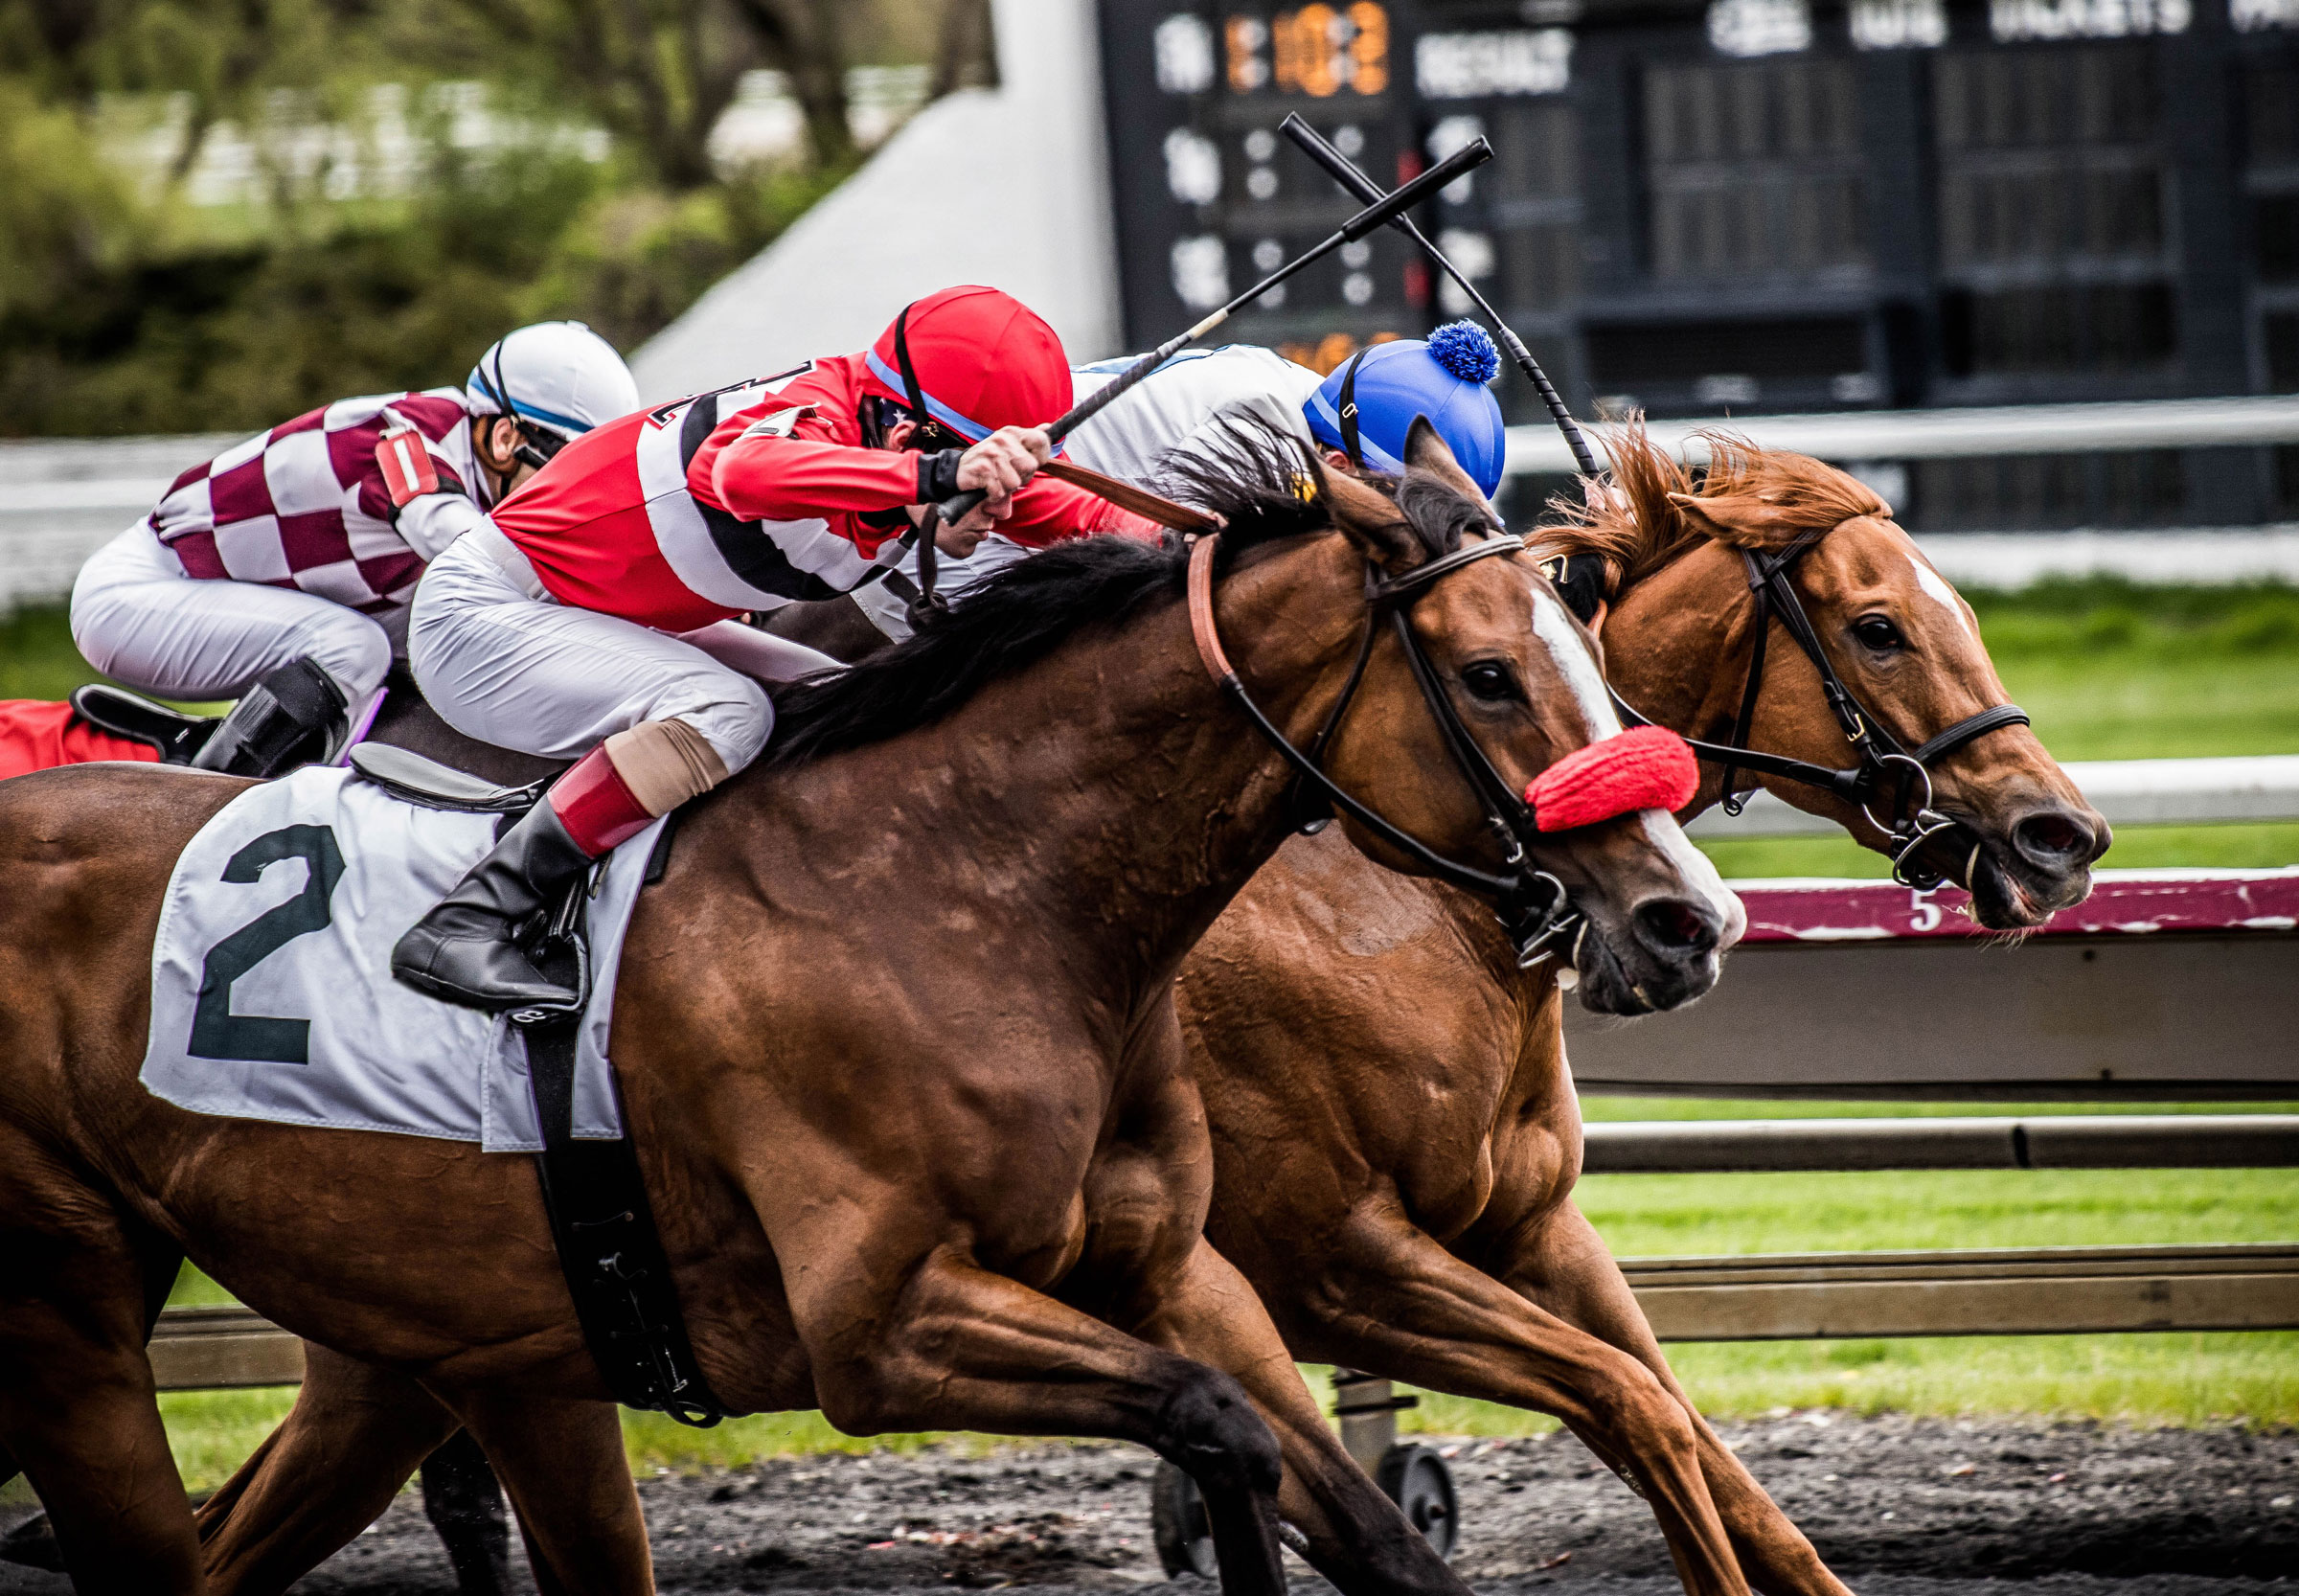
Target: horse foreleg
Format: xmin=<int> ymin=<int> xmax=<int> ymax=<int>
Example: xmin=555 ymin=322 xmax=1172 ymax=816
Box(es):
xmin=1130 ymin=1237 xmax=1475 ymax=1596
xmin=1491 ymin=1203 xmax=1853 ymax=1596
xmin=451 ymin=1391 xmax=649 ymax=1596
xmin=1280 ymin=1201 xmax=1750 ymax=1596
xmin=197 ymin=1345 xmax=460 ymax=1596
xmin=793 ymin=1247 xmax=1287 ymax=1596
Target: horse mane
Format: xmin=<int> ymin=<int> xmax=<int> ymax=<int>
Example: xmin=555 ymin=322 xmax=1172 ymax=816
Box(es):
xmin=763 ymin=424 xmax=1468 ymax=769
xmin=1536 ymin=421 xmax=1889 ymax=603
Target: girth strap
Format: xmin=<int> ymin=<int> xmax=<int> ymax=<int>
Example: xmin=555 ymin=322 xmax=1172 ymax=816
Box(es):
xmin=523 ymin=1015 xmax=728 ymax=1427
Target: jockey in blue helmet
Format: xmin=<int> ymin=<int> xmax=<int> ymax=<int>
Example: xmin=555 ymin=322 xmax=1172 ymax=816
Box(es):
xmin=851 ymin=323 xmax=1511 ymax=641
xmin=1301 ymin=322 xmax=1509 ymax=498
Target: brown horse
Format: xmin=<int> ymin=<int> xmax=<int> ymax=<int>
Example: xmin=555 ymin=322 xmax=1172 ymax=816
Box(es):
xmin=768 ymin=435 xmax=2103 ymax=1596
xmin=184 ymin=431 xmax=2105 ymax=1596
xmin=0 ymin=430 xmax=1735 ymax=1595
xmin=1179 ymin=431 xmax=2106 ymax=1596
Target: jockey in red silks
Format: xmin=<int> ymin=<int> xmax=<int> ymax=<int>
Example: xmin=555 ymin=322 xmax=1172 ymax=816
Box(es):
xmin=391 ymin=285 xmax=1157 ymax=1013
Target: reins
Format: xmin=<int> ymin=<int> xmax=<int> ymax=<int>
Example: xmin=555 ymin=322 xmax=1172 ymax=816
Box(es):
xmin=1607 ymin=526 xmax=2029 ymax=890
xmin=1186 ymin=533 xmax=1579 ymax=967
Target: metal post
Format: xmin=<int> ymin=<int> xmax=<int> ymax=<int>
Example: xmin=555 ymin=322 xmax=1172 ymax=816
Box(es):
xmin=1331 ymin=1368 xmax=1416 ymax=1472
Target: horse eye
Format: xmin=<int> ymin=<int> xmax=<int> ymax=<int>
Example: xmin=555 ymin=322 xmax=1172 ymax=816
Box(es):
xmin=1462 ymin=662 xmax=1517 ymax=702
xmin=1854 ymin=616 xmax=1904 ymax=651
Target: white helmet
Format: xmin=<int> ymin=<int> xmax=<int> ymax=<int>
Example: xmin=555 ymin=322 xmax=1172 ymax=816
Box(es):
xmin=466 ymin=321 xmax=639 ymax=444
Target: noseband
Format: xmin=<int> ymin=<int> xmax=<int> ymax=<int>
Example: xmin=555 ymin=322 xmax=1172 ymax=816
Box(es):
xmin=1615 ymin=525 xmax=2029 ymax=890
xmin=1186 ymin=532 xmax=1580 ymax=967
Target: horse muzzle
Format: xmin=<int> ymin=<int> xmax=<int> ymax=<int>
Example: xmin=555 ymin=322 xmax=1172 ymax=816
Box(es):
xmin=1951 ymin=800 xmax=2108 ymax=930
xmin=1569 ymin=887 xmax=1728 ymax=1016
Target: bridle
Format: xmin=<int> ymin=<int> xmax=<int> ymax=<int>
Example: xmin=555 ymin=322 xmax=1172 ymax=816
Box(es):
xmin=1186 ymin=531 xmax=1582 ymax=968
xmin=1609 ymin=525 xmax=2029 ymax=891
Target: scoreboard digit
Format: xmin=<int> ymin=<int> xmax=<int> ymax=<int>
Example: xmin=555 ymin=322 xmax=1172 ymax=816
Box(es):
xmin=1099 ymin=2 xmax=1427 ymax=373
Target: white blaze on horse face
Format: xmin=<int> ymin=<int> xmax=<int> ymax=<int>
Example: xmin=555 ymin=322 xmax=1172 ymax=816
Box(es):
xmin=1529 ymin=585 xmax=1621 ymax=740
xmin=1907 ymin=551 xmax=1977 ymax=638
xmin=1527 ymin=581 xmax=1744 ymax=947
xmin=1639 ymin=811 xmax=1746 ymax=950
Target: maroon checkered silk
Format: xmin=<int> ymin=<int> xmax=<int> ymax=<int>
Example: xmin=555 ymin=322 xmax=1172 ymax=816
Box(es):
xmin=150 ymin=390 xmax=480 ymax=615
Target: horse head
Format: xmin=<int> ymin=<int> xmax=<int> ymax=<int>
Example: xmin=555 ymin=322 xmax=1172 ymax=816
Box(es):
xmin=1236 ymin=420 xmax=1740 ymax=1016
xmin=1583 ymin=426 xmax=2107 ymax=930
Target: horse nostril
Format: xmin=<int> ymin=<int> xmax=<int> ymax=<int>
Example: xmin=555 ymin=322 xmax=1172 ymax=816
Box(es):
xmin=1634 ymin=898 xmax=1720 ymax=956
xmin=2013 ymin=811 xmax=2094 ymax=870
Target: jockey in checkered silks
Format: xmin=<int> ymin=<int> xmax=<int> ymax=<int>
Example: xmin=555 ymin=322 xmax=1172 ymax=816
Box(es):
xmin=67 ymin=323 xmax=640 ymax=777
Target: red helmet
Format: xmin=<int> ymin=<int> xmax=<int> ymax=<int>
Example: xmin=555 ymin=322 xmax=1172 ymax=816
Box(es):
xmin=861 ymin=285 xmax=1073 ymax=444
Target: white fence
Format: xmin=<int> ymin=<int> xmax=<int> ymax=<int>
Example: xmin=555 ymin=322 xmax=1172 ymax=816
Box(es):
xmin=9 ymin=394 xmax=2299 ymax=608
xmin=0 ymin=435 xmax=237 ymax=614
xmin=1506 ymin=395 xmax=2299 ymax=587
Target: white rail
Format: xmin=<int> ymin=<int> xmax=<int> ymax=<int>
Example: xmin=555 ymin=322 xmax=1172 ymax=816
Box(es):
xmin=1687 ymin=754 xmax=2299 ymax=837
xmin=9 ymin=399 xmax=2299 ymax=607
xmin=1504 ymin=395 xmax=2299 ymax=475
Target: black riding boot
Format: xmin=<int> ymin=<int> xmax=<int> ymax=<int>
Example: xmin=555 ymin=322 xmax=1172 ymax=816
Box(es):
xmin=191 ymin=658 xmax=350 ymax=777
xmin=390 ymin=799 xmax=595 ymax=1013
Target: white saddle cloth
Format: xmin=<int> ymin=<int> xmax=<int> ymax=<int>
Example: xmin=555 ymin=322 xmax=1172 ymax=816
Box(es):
xmin=140 ymin=764 xmax=664 ymax=1151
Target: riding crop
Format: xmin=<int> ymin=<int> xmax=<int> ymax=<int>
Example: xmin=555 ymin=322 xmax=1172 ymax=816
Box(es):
xmin=931 ymin=135 xmax=1495 ymax=529
xmin=1278 ymin=114 xmax=1598 ymax=479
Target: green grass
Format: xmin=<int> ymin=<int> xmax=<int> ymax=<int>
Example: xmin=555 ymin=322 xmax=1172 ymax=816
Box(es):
xmin=1396 ymin=1334 xmax=2299 ymax=1433
xmin=1572 ymin=1166 xmax=2293 ymax=1256
xmin=0 ymin=606 xmax=102 ymax=702
xmin=1699 ymin=820 xmax=2299 ymax=880
xmin=156 ymin=1389 xmax=302 ymax=1493
xmin=1578 ymin=1095 xmax=2299 ymax=1122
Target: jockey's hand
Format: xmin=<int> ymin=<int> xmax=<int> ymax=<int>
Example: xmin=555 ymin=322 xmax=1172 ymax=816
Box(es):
xmin=957 ymin=426 xmax=1051 ymax=501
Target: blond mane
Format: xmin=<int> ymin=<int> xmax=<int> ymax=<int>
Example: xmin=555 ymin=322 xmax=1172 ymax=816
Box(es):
xmin=1536 ymin=422 xmax=1890 ymax=602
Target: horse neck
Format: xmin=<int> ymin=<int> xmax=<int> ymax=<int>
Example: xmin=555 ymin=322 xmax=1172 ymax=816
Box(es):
xmin=740 ymin=534 xmax=1376 ymax=1005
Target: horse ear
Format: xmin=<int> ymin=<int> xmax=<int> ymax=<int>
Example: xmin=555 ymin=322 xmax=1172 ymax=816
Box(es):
xmin=1667 ymin=491 xmax=1803 ymax=546
xmin=1401 ymin=415 xmax=1489 ymax=506
xmin=1306 ymin=445 xmax=1422 ymax=571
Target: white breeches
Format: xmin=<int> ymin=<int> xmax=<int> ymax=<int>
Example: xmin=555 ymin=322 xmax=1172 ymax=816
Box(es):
xmin=408 ymin=525 xmax=837 ymax=773
xmin=70 ymin=522 xmax=396 ymax=705
xmin=848 ymin=533 xmax=1037 ymax=642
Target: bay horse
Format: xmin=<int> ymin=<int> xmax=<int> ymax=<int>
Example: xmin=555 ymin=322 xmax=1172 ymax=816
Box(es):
xmin=0 ymin=428 xmax=1737 ymax=1595
xmin=180 ymin=430 xmax=2102 ymax=1596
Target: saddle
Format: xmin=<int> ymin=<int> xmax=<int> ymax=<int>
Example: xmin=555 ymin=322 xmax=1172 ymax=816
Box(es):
xmin=69 ymin=684 xmax=218 ymax=764
xmin=349 ymin=742 xmax=550 ymax=815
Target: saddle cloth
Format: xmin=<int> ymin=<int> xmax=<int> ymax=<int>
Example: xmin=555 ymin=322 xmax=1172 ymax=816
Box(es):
xmin=140 ymin=764 xmax=664 ymax=1151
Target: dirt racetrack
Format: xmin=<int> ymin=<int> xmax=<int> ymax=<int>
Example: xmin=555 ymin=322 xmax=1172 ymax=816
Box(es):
xmin=2 ymin=1413 xmax=2291 ymax=1594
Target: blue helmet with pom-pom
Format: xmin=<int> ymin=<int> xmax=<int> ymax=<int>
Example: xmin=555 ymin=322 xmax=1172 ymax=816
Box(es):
xmin=1302 ymin=322 xmax=1508 ymax=497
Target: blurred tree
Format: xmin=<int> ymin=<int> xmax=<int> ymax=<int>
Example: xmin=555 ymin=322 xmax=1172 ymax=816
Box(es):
xmin=730 ymin=0 xmax=851 ymax=167
xmin=928 ymin=0 xmax=992 ymax=98
xmin=435 ymin=0 xmax=854 ymax=191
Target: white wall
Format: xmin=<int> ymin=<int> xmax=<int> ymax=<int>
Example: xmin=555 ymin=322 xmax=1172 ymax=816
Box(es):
xmin=628 ymin=0 xmax=1125 ymax=403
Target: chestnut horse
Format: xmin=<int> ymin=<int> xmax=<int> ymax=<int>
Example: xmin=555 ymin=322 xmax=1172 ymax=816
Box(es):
xmin=181 ymin=431 xmax=2103 ymax=1596
xmin=1181 ymin=432 xmax=2106 ymax=1596
xmin=0 ymin=431 xmax=1737 ymax=1595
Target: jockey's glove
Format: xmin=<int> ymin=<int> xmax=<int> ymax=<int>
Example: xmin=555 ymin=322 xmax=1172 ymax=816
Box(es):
xmin=918 ymin=448 xmax=967 ymax=506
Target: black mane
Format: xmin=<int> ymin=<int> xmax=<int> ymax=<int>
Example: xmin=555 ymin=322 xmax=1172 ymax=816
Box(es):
xmin=763 ymin=424 xmax=1468 ymax=769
